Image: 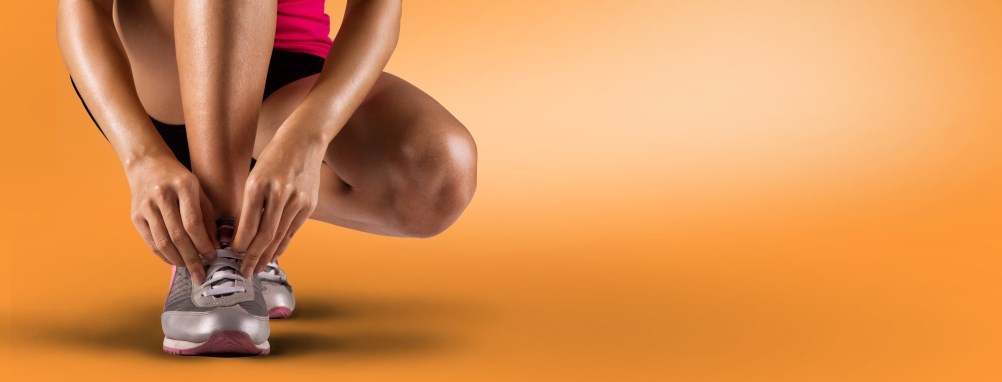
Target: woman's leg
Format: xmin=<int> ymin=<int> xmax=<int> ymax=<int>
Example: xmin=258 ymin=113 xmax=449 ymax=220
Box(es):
xmin=256 ymin=72 xmax=478 ymax=239
xmin=174 ymin=0 xmax=276 ymax=219
xmin=117 ymin=0 xmax=474 ymax=240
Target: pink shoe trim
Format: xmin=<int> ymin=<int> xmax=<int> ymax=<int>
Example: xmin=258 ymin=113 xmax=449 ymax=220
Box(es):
xmin=269 ymin=307 xmax=293 ymax=319
xmin=163 ymin=331 xmax=269 ymax=356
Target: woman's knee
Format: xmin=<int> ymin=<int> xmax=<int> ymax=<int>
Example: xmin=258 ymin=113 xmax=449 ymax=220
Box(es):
xmin=389 ymin=119 xmax=477 ymax=238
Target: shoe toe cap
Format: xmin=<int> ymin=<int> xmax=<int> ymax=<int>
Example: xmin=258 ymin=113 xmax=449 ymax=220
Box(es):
xmin=162 ymin=305 xmax=269 ymax=344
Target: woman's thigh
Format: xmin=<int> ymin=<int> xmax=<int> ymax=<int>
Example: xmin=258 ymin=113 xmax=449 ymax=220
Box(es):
xmin=257 ymin=72 xmax=478 ymax=237
xmin=115 ymin=0 xmax=186 ymax=124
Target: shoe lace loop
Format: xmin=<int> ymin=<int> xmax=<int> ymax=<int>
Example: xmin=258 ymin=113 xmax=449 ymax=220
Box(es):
xmin=200 ymin=250 xmax=247 ymax=297
xmin=258 ymin=262 xmax=287 ymax=283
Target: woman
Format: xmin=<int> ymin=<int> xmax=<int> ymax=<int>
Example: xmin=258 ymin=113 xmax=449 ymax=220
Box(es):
xmin=57 ymin=0 xmax=477 ymax=355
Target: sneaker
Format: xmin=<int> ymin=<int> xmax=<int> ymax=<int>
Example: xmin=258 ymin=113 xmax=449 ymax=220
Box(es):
xmin=161 ymin=248 xmax=271 ymax=355
xmin=259 ymin=262 xmax=295 ymax=319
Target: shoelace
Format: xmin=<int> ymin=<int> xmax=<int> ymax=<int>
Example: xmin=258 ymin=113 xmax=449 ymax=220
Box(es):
xmin=258 ymin=262 xmax=287 ymax=283
xmin=200 ymin=250 xmax=248 ymax=297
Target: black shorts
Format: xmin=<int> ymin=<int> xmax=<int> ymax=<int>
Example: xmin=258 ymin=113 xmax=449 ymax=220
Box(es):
xmin=70 ymin=49 xmax=325 ymax=170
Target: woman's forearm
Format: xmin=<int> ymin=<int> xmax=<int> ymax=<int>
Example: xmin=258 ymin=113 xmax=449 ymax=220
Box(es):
xmin=56 ymin=0 xmax=174 ymax=169
xmin=274 ymin=0 xmax=401 ymax=153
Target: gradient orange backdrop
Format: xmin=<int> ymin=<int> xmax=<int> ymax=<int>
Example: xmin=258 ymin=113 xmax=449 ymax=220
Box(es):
xmin=3 ymin=1 xmax=1002 ymax=381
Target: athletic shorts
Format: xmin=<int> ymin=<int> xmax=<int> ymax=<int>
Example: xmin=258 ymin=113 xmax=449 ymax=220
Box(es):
xmin=70 ymin=49 xmax=325 ymax=170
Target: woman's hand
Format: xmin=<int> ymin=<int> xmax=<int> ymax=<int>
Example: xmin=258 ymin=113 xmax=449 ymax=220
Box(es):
xmin=126 ymin=154 xmax=218 ymax=284
xmin=232 ymin=134 xmax=324 ymax=278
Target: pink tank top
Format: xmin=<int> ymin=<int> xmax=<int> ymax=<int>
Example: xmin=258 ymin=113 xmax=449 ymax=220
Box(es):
xmin=274 ymin=0 xmax=333 ymax=58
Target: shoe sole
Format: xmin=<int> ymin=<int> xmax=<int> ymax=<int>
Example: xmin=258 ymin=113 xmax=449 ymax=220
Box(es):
xmin=163 ymin=331 xmax=270 ymax=356
xmin=269 ymin=307 xmax=293 ymax=319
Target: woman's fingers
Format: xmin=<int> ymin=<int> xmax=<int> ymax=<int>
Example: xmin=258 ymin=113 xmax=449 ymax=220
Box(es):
xmin=232 ymin=183 xmax=266 ymax=254
xmin=198 ymin=188 xmax=219 ymax=257
xmin=146 ymin=208 xmax=184 ymax=269
xmin=134 ymin=217 xmax=171 ymax=265
xmin=241 ymin=189 xmax=287 ymax=277
xmin=152 ymin=249 xmax=171 ymax=265
xmin=161 ymin=201 xmax=207 ymax=284
xmin=177 ymin=183 xmax=216 ymax=258
xmin=151 ymin=205 xmax=206 ymax=284
xmin=260 ymin=198 xmax=302 ymax=272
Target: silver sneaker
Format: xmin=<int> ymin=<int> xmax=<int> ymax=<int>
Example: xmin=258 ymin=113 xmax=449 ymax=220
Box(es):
xmin=161 ymin=248 xmax=270 ymax=355
xmin=259 ymin=262 xmax=295 ymax=319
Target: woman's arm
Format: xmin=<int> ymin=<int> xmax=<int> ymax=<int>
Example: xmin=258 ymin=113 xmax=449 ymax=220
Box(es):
xmin=233 ymin=0 xmax=401 ymax=275
xmin=56 ymin=0 xmax=170 ymax=167
xmin=277 ymin=0 xmax=402 ymax=147
xmin=57 ymin=0 xmax=217 ymax=282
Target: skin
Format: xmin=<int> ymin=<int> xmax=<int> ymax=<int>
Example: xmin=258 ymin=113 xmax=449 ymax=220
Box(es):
xmin=56 ymin=0 xmax=478 ymax=284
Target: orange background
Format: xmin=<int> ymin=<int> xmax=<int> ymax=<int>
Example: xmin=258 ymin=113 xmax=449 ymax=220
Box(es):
xmin=2 ymin=0 xmax=1002 ymax=380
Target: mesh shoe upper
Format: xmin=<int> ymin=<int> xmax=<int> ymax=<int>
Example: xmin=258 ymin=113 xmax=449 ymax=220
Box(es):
xmin=164 ymin=264 xmax=268 ymax=316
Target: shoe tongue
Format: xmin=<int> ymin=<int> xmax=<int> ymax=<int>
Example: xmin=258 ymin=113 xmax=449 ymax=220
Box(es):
xmin=216 ymin=217 xmax=236 ymax=248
